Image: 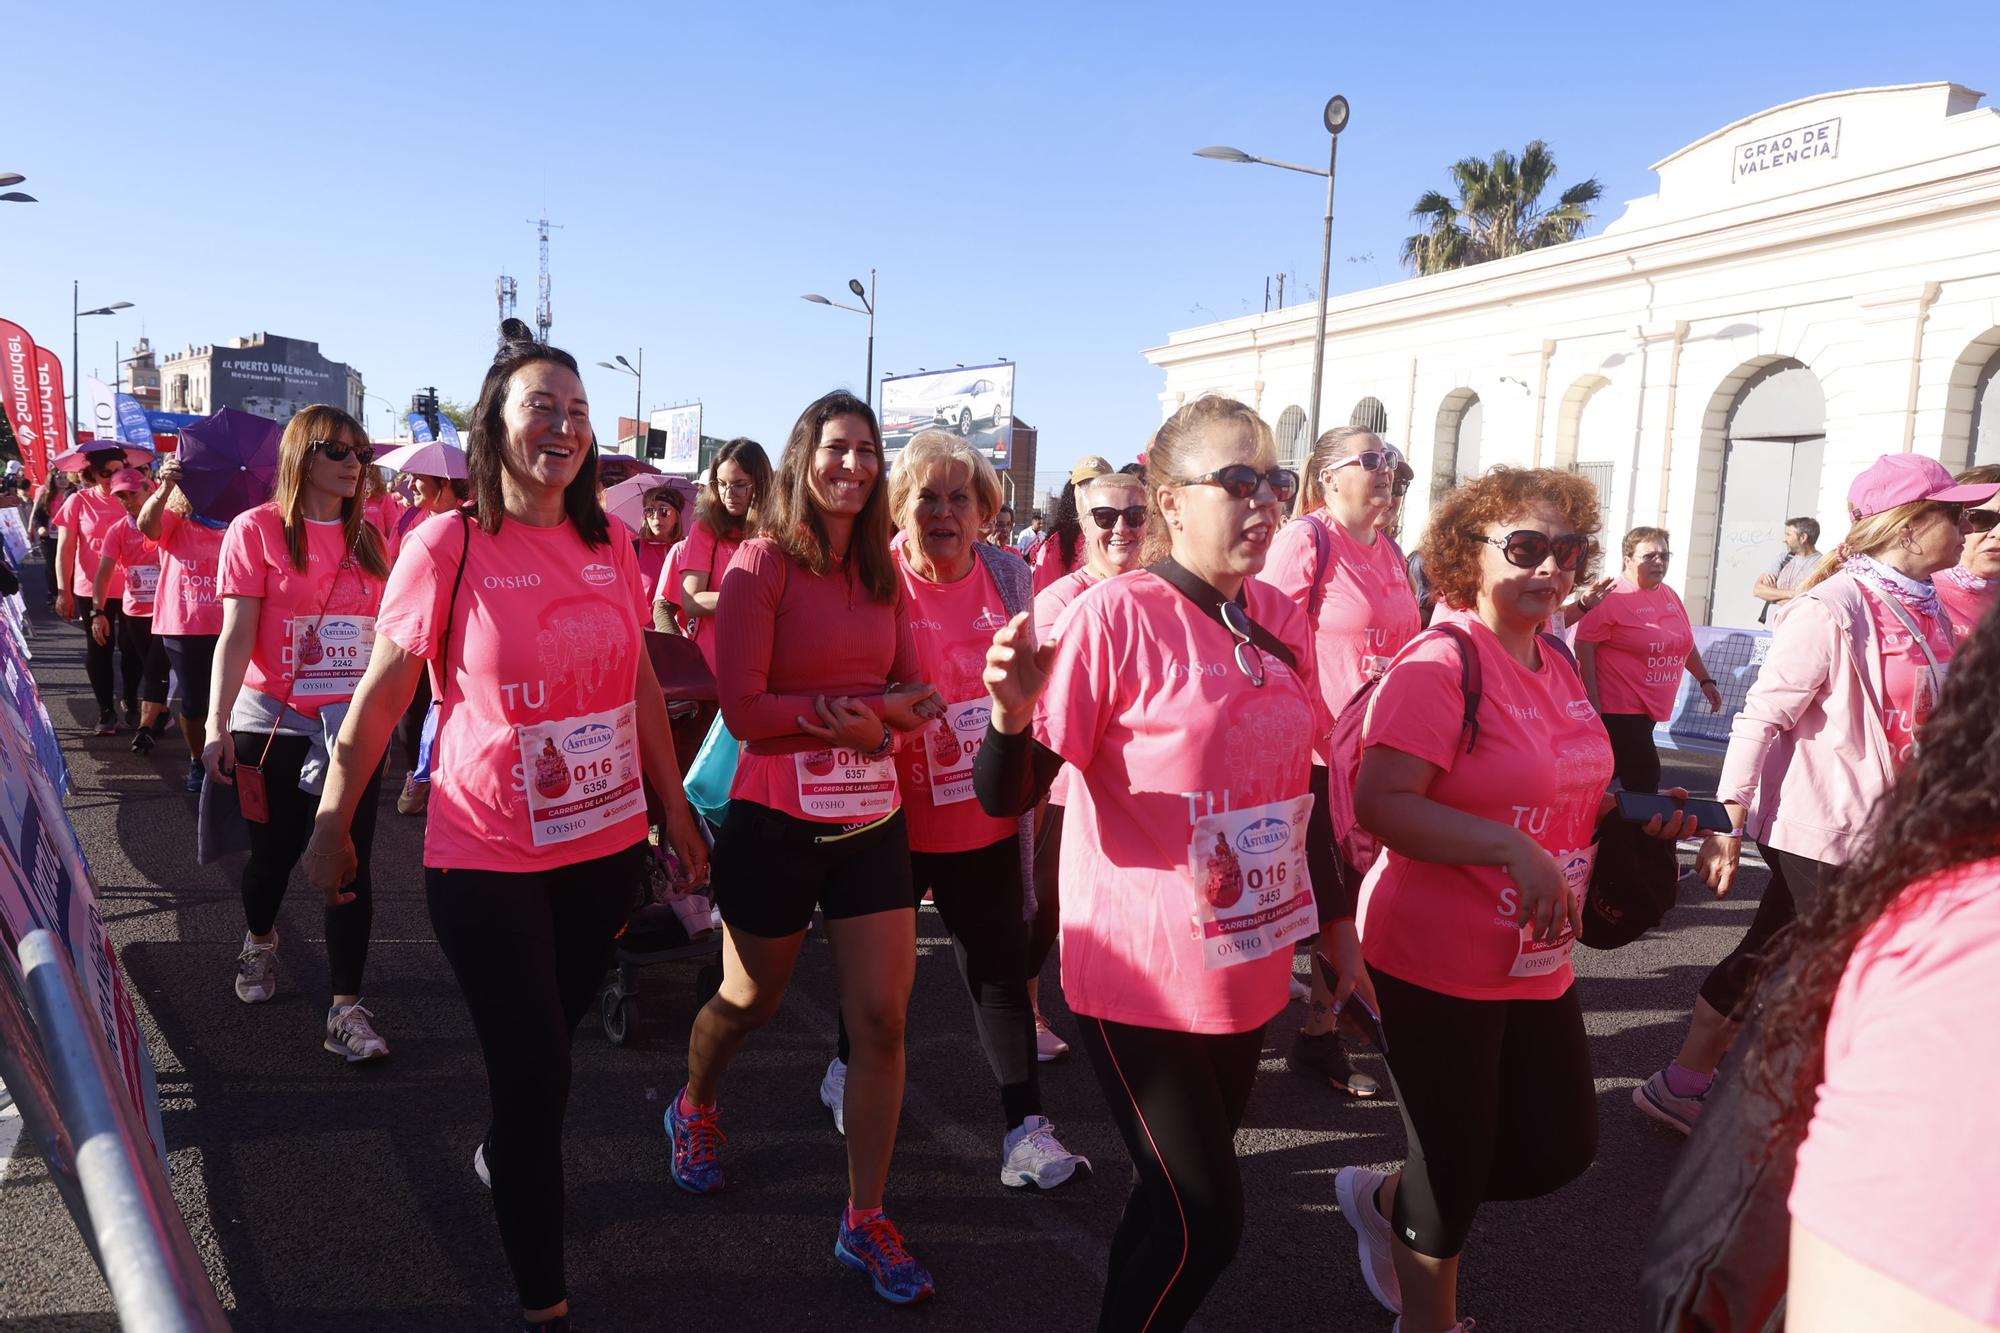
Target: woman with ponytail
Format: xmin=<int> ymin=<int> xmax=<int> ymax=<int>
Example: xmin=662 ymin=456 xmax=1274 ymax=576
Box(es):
xmin=1635 ymin=454 xmax=1996 ymax=1135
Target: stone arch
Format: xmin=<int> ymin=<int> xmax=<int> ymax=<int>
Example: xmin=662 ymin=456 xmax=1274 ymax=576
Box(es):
xmin=1942 ymin=326 xmax=2000 ymax=472
xmin=1430 ymin=388 xmax=1482 ymax=505
xmin=1275 ymin=405 xmax=1308 ymax=469
xmin=1553 ymin=374 xmax=1621 ymax=527
xmin=1693 ymin=356 xmax=1827 ymax=628
xmin=1349 ymin=396 xmax=1388 ymax=435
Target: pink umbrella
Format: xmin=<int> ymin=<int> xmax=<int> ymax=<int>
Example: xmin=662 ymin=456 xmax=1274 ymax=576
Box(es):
xmin=603 ymin=474 xmax=688 ymax=535
xmin=374 ymin=439 xmax=467 ymax=480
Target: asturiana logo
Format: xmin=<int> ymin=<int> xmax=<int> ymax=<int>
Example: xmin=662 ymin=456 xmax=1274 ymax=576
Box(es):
xmin=1565 ymin=699 xmax=1596 ymax=721
xmin=317 ymin=620 xmax=361 ymax=642
xmin=1235 ymin=817 xmax=1291 ymax=855
xmin=580 ymin=562 xmax=616 ymax=587
xmin=953 ymin=704 xmax=992 ymax=733
xmin=972 ymin=608 xmax=1010 ymax=631
xmin=562 ymin=723 xmax=615 ymax=755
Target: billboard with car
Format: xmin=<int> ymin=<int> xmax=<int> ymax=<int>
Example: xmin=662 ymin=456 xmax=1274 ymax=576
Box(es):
xmin=879 ymin=362 xmax=1014 ymax=466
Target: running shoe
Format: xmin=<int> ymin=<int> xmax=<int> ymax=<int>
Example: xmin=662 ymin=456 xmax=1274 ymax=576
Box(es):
xmin=1336 ymin=1165 xmax=1402 ymax=1314
xmin=819 ymin=1056 xmax=847 ymax=1136
xmin=185 ymin=758 xmax=204 ymax=793
xmin=1289 ymin=974 xmax=1311 ymax=1003
xmin=664 ymin=1088 xmax=726 ymax=1195
xmin=396 ymin=774 xmax=429 ymax=816
xmin=324 ymin=1001 xmax=389 ymax=1062
xmin=93 ymin=709 xmax=118 ymax=737
xmin=834 ymin=1210 xmax=935 ymax=1306
xmin=123 ymin=706 xmax=140 ymax=730
xmin=130 ymin=729 xmax=154 ymax=755
xmin=1289 ymin=1029 xmax=1381 ymax=1098
xmin=1000 ymin=1115 xmax=1091 ymax=1190
xmin=1633 ymin=1070 xmax=1705 ymax=1135
xmin=473 ymin=1141 xmax=491 ymax=1189
xmin=1033 ymin=1011 xmax=1070 ymax=1062
xmin=233 ymin=932 xmax=279 ymax=1003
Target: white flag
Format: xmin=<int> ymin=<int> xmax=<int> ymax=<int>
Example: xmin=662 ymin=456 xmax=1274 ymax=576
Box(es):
xmin=84 ymin=377 xmax=118 ymax=445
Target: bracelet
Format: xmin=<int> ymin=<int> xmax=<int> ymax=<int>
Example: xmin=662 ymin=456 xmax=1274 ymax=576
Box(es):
xmin=1695 ymin=677 xmax=1714 ymax=687
xmin=864 ymin=724 xmax=894 ymax=761
xmin=91 ymin=610 xmax=109 ymax=620
xmin=1716 ymin=828 xmax=1744 ymax=840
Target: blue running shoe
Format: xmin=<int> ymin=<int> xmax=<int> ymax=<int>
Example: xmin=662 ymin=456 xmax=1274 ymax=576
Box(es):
xmin=664 ymin=1088 xmax=726 ymax=1195
xmin=834 ymin=1210 xmax=934 ymax=1306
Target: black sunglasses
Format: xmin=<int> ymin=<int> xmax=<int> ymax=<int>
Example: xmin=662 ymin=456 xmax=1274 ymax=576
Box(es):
xmin=1965 ymin=507 xmax=2000 ymax=534
xmin=1218 ymin=601 xmax=1265 ymax=687
xmin=311 ymin=440 xmax=374 ymax=465
xmin=1089 ymin=505 xmax=1147 ymax=530
xmin=1471 ymin=529 xmax=1591 ymax=572
xmin=1171 ymin=465 xmax=1299 ymax=504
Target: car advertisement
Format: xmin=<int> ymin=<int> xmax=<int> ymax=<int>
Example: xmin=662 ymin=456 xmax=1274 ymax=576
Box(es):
xmin=648 ymin=404 xmax=703 ymax=475
xmin=879 ymin=362 xmax=1015 ymax=465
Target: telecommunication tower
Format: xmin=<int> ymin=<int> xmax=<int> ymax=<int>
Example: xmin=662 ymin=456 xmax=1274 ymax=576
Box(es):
xmin=496 ymin=274 xmax=518 ymax=327
xmin=527 ymin=212 xmax=561 ymax=343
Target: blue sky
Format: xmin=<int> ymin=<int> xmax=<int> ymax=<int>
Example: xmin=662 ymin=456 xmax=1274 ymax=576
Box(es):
xmin=4 ymin=1 xmax=1994 ymax=485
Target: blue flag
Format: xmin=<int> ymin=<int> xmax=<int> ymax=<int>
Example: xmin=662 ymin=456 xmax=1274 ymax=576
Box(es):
xmin=114 ymin=394 xmax=154 ymax=450
xmin=405 ymin=413 xmax=434 ymax=444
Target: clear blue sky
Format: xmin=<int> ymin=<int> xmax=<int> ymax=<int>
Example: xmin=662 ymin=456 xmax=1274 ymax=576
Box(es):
xmin=5 ymin=1 xmax=1994 ymax=483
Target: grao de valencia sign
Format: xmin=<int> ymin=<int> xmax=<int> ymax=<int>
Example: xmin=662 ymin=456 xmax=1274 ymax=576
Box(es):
xmin=1734 ymin=118 xmax=1841 ymax=182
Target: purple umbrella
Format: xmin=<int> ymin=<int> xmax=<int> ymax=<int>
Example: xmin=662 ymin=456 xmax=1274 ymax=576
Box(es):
xmin=175 ymin=408 xmax=282 ymax=525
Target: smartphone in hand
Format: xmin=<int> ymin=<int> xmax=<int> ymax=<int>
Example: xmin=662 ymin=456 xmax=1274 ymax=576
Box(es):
xmin=1613 ymin=790 xmax=1733 ymax=835
xmin=1313 ymin=951 xmax=1388 ymax=1054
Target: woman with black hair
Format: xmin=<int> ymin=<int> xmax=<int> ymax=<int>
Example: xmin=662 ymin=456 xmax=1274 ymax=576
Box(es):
xmin=303 ymin=320 xmax=708 ymax=1332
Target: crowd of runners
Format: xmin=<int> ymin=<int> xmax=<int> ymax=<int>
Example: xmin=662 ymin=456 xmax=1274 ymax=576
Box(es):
xmin=16 ymin=316 xmax=2000 ymax=1332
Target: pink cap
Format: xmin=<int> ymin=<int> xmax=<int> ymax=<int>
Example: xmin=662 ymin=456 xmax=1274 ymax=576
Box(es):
xmin=109 ymin=468 xmax=152 ymax=495
xmin=1847 ymin=454 xmax=1999 ymax=520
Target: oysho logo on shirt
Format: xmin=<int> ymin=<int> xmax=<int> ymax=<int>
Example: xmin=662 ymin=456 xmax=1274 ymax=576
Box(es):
xmin=485 ymin=573 xmax=543 ymax=590
xmin=580 ymin=563 xmax=616 ymax=587
xmin=1234 ymin=817 xmax=1291 ymax=855
xmin=1166 ymin=660 xmax=1231 ymax=679
xmin=562 ymin=722 xmax=616 ymax=755
xmin=909 ymin=618 xmax=943 ymax=632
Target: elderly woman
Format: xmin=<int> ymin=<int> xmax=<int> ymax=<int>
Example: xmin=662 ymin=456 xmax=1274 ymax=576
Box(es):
xmin=1574 ymin=526 xmax=1723 ymax=794
xmin=1936 ymin=463 xmax=2000 ymax=642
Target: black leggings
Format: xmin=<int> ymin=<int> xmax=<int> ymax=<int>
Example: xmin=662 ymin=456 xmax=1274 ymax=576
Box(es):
xmin=394 ymin=672 xmax=432 ymax=773
xmin=85 ymin=598 xmax=143 ymax=715
xmin=1029 ymin=803 xmax=1063 ymax=977
xmin=1371 ymin=966 xmax=1597 ymax=1258
xmin=1074 ymin=1015 xmax=1264 ymax=1333
xmin=1696 ymin=843 xmax=1830 ymax=1019
xmin=234 ymin=731 xmax=383 ymax=995
xmin=161 ymin=634 xmax=218 ymax=722
xmin=116 ymin=613 xmax=170 ymax=707
xmin=1600 ymin=712 xmax=1662 ymax=793
xmin=427 ymin=842 xmax=643 ymax=1312
xmin=836 ymin=835 xmax=1042 ymax=1128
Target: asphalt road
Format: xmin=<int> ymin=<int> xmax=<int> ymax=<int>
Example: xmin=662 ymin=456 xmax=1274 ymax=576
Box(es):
xmin=1 ymin=568 xmax=1751 ymax=1333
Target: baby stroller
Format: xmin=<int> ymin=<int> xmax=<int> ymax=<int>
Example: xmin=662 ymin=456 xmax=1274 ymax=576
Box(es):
xmin=597 ymin=630 xmax=725 ymax=1047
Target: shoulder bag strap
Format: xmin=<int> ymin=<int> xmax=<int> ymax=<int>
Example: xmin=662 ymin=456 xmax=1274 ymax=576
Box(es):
xmin=1144 ymin=558 xmax=1298 ymax=674
xmin=1868 ymin=584 xmax=1946 ymax=686
xmin=1307 ymin=513 xmax=1333 ymax=623
xmin=433 ymin=508 xmax=474 ymax=701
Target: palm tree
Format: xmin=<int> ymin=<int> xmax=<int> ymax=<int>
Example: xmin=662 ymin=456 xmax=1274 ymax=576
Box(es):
xmin=1401 ymin=140 xmax=1602 ymax=276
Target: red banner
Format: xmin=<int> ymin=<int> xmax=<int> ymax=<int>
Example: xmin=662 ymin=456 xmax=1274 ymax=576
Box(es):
xmin=0 ymin=318 xmax=43 ymax=483
xmin=32 ymin=346 xmax=71 ymax=476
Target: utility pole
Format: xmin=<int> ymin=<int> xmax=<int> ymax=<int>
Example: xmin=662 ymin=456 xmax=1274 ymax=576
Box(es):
xmin=527 ymin=213 xmax=561 ymax=343
xmin=496 ymin=274 xmax=518 ymax=328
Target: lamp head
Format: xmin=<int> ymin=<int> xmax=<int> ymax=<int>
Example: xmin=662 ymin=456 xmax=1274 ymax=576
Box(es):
xmin=1194 ymin=146 xmax=1255 ymax=163
xmin=0 ymin=173 xmax=24 ymax=187
xmin=0 ymin=192 xmax=34 ymax=203
xmin=802 ymin=294 xmax=831 ymax=305
xmin=1324 ymin=95 xmax=1351 ymax=137
xmin=596 ymin=361 xmax=617 ymax=370
xmin=616 ymin=354 xmax=635 ymax=370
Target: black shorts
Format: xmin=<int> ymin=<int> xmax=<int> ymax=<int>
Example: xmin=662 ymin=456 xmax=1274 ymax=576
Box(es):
xmin=161 ymin=633 xmax=219 ymax=721
xmin=712 ymin=800 xmax=915 ymax=938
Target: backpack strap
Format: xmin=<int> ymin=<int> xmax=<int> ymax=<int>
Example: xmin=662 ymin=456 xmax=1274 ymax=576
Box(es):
xmin=1423 ymin=622 xmax=1483 ymax=754
xmin=1539 ymin=629 xmax=1578 ymax=672
xmin=1145 ymin=558 xmax=1299 ymax=674
xmin=1306 ymin=512 xmax=1333 ymax=623
xmin=432 ymin=507 xmax=473 ymax=699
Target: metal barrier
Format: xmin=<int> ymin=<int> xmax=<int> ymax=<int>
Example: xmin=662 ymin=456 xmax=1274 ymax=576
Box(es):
xmin=9 ymin=929 xmax=230 ymax=1332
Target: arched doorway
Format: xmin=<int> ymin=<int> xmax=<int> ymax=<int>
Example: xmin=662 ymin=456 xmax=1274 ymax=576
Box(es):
xmin=1275 ymin=405 xmax=1308 ymax=470
xmin=1944 ymin=329 xmax=2000 ymax=471
xmin=1350 ymin=397 xmax=1388 ymax=435
xmin=1703 ymin=358 xmax=1826 ymax=629
xmin=1553 ymin=375 xmax=1621 ymax=526
xmin=1431 ymin=389 xmax=1482 ymax=504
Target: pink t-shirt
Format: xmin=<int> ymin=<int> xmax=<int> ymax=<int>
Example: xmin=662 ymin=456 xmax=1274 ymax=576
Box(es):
xmin=1030 ymin=533 xmax=1082 ymax=595
xmin=1358 ymin=620 xmax=1615 ymax=1001
xmin=636 ymin=537 xmax=675 ymax=619
xmin=715 ymin=538 xmax=920 ymax=825
xmin=1936 ymin=567 xmax=1997 ymax=647
xmin=99 ymin=517 xmax=160 ymax=618
xmin=217 ymin=504 xmax=387 ymax=719
xmin=1033 ymin=567 xmax=1104 ymax=808
xmin=57 ymin=487 xmax=129 ymax=601
xmin=675 ymin=518 xmax=744 ymax=675
xmin=1575 ymin=577 xmax=1695 ymax=721
xmin=1258 ymin=511 xmax=1420 ymax=761
xmin=1858 ymin=588 xmax=1954 ymax=767
xmin=376 ymin=511 xmax=652 ymax=872
xmin=152 ymin=510 xmax=226 ymax=637
xmin=892 ymin=549 xmax=1016 ymax=854
xmin=1035 ymin=572 xmax=1317 ymax=1034
xmin=1790 ymin=858 xmax=2000 ymax=1325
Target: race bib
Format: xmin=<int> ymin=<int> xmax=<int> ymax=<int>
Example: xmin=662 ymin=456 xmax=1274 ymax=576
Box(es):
xmin=1509 ymin=845 xmax=1597 ymax=978
xmin=796 ymin=747 xmax=899 ymax=820
xmin=1187 ymin=795 xmax=1318 ymax=971
xmin=291 ymin=615 xmax=375 ymax=698
xmin=126 ymin=563 xmax=161 ymax=601
xmin=517 ymin=702 xmax=644 ymax=847
xmin=925 ymin=698 xmax=991 ymax=807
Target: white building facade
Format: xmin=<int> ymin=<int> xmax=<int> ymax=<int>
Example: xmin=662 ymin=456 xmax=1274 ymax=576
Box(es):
xmin=1144 ymin=82 xmax=2000 ymax=629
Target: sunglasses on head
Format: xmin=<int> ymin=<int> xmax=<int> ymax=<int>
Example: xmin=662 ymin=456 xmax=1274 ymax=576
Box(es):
xmin=1089 ymin=505 xmax=1146 ymax=531
xmin=1471 ymin=529 xmax=1592 ymax=572
xmin=1171 ymin=465 xmax=1299 ymax=504
xmin=311 ymin=440 xmax=374 ymax=465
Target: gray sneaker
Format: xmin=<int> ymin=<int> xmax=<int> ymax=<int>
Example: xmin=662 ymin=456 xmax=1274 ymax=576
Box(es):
xmin=1633 ymin=1069 xmax=1705 ymax=1135
xmin=473 ymin=1142 xmax=491 ymax=1189
xmin=324 ymin=1001 xmax=389 ymax=1062
xmin=233 ymin=932 xmax=279 ymax=1003
xmin=820 ymin=1057 xmax=847 ymax=1136
xmin=1000 ymin=1115 xmax=1090 ymax=1190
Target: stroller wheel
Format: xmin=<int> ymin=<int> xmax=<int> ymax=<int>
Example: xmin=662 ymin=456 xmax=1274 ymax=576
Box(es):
xmin=601 ymin=986 xmax=634 ymax=1047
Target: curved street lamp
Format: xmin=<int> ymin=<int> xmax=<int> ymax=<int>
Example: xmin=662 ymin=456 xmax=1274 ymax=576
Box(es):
xmin=73 ymin=284 xmax=134 ymax=444
xmin=596 ymin=352 xmax=643 ymax=455
xmin=801 ymin=270 xmax=876 ymax=401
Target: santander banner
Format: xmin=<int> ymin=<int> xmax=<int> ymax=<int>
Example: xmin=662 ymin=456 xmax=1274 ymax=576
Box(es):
xmin=32 ymin=346 xmax=72 ymax=472
xmin=0 ymin=318 xmax=42 ymax=482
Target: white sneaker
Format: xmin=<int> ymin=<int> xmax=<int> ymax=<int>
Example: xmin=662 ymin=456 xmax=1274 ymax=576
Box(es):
xmin=473 ymin=1142 xmax=491 ymax=1189
xmin=1000 ymin=1115 xmax=1090 ymax=1190
xmin=820 ymin=1057 xmax=847 ymax=1136
xmin=1336 ymin=1165 xmax=1402 ymax=1314
xmin=1289 ymin=974 xmax=1311 ymax=1003
xmin=233 ymin=932 xmax=279 ymax=1003
xmin=324 ymin=1001 xmax=389 ymax=1062
xmin=1033 ymin=1012 xmax=1070 ymax=1062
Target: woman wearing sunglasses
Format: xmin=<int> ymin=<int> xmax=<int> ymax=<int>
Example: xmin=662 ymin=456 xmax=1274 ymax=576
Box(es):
xmin=1573 ymin=527 xmax=1723 ymax=794
xmin=660 ymin=436 xmax=770 ymax=670
xmin=1338 ymin=467 xmax=1688 ymax=1333
xmin=204 ymin=407 xmax=394 ymax=1061
xmin=977 ymin=395 xmax=1316 ymax=1331
xmin=1935 ymin=464 xmax=1999 ymax=644
xmin=55 ymin=445 xmax=144 ymax=735
xmin=1027 ymin=467 xmax=1149 ymax=1060
xmin=1260 ymin=426 xmax=1420 ymax=1101
xmin=1638 ymin=454 xmax=1997 ymax=1136
xmin=1030 ymin=455 xmax=1114 ymax=593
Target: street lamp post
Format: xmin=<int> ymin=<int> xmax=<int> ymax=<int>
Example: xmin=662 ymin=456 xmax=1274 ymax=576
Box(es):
xmin=72 ymin=281 xmax=133 ymax=448
xmin=597 ymin=351 xmax=643 ymax=456
xmin=1195 ymin=94 xmax=1350 ymax=459
xmin=801 ymin=269 xmax=875 ymax=404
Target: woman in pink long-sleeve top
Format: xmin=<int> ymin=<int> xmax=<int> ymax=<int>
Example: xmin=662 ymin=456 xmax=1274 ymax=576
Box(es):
xmin=667 ymin=390 xmax=947 ymax=1308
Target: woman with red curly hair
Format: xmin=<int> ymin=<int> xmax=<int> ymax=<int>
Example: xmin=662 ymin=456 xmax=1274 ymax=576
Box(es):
xmin=1334 ymin=467 xmax=1689 ymax=1333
